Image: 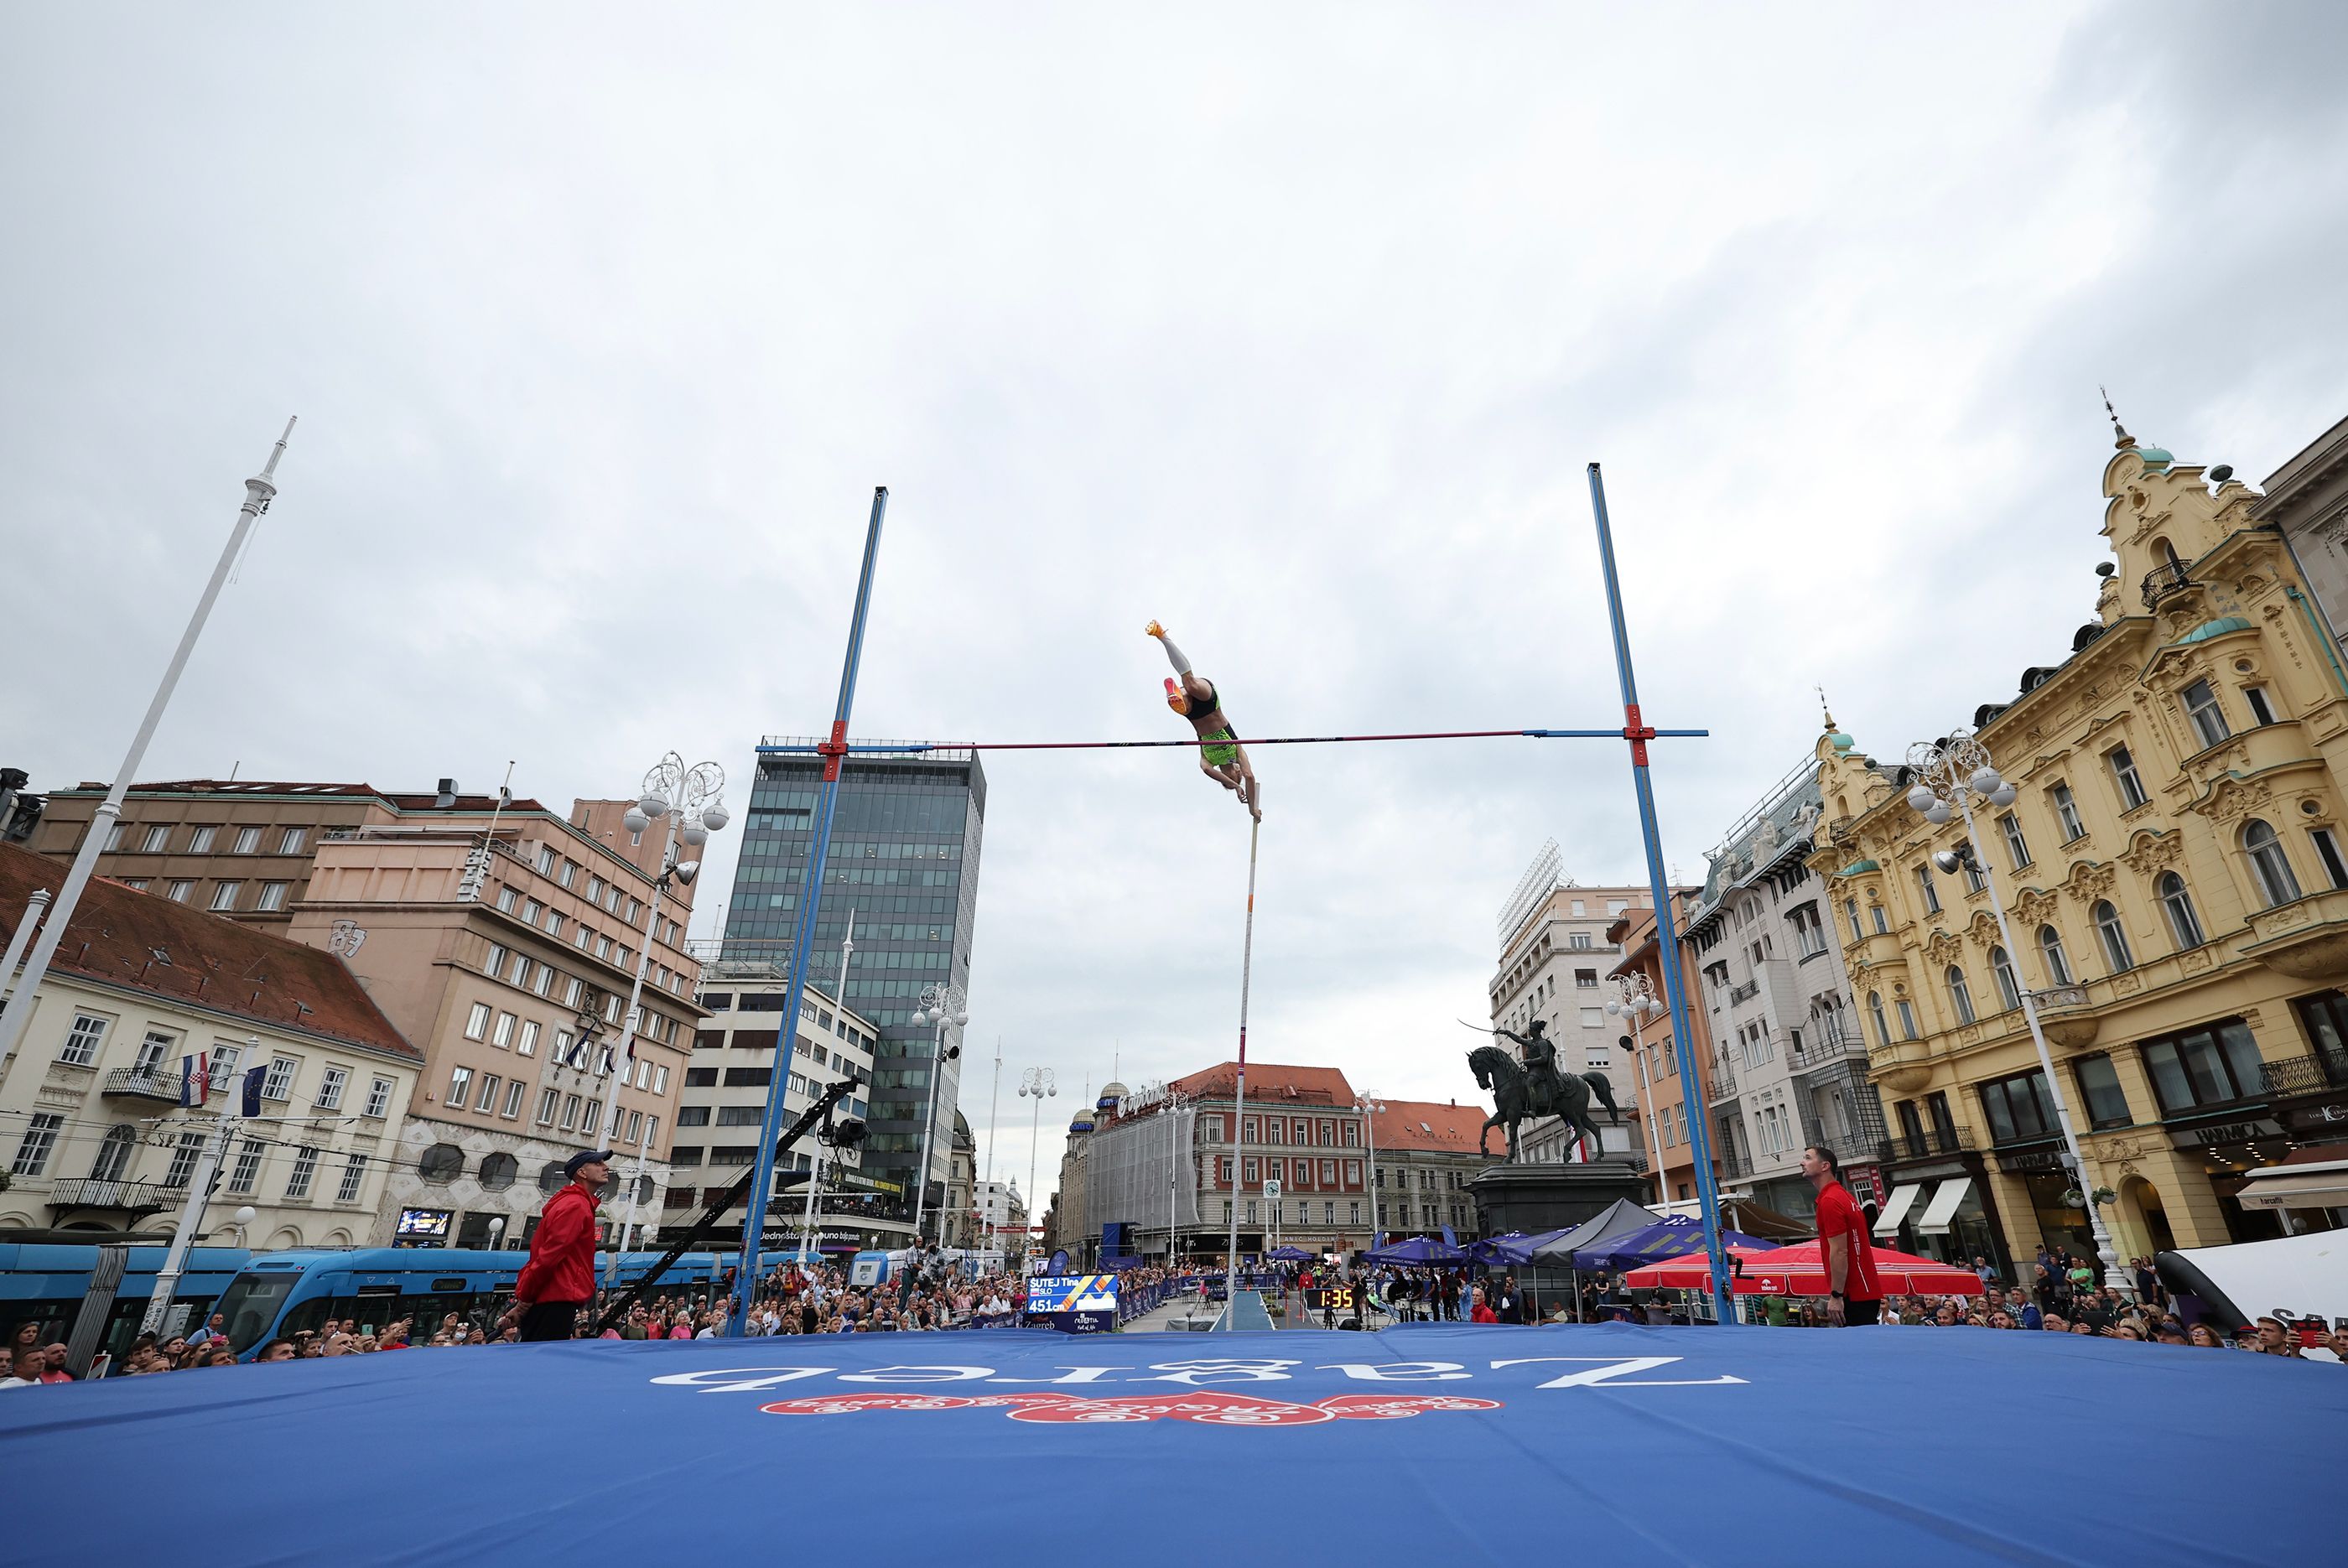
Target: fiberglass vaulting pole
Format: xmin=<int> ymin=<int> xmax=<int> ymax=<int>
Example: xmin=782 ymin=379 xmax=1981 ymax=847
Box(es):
xmin=1222 ymin=808 xmax=1261 ymax=1327
xmin=1585 ymin=464 xmax=1736 ymax=1322
xmin=731 ymin=486 xmax=889 ymax=1334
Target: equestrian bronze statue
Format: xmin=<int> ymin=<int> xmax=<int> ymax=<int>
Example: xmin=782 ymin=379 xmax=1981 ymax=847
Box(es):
xmin=1467 ymin=1020 xmax=1623 ymax=1161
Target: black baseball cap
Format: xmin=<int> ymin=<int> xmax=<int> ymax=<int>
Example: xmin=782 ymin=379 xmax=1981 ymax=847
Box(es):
xmin=564 ymin=1150 xmax=617 ymax=1176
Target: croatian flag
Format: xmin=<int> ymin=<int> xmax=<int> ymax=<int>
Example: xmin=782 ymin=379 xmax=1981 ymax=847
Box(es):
xmin=179 ymin=1052 xmax=209 ymax=1107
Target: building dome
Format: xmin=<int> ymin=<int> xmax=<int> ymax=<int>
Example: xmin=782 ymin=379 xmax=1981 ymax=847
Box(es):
xmin=2138 ymin=444 xmax=2174 ymax=467
xmin=1827 ymin=731 xmax=1854 ymax=752
xmin=1096 ymin=1080 xmax=1129 ymax=1113
xmin=1068 ymin=1114 xmax=1096 ymax=1135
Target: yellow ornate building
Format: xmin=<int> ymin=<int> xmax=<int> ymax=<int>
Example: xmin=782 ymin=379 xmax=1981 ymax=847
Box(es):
xmin=1809 ymin=414 xmax=2348 ymax=1279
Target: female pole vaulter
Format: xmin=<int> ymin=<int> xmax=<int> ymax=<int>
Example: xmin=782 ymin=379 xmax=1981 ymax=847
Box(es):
xmin=1147 ymin=620 xmax=1261 ymax=821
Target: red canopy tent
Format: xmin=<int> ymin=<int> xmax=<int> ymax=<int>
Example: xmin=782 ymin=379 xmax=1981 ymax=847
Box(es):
xmin=1623 ymin=1241 xmax=1986 ymax=1296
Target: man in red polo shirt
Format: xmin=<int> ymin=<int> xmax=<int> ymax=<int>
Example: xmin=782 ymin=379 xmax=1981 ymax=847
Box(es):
xmin=1802 ymin=1144 xmax=1883 ymax=1326
xmin=498 ymin=1149 xmax=613 ymax=1342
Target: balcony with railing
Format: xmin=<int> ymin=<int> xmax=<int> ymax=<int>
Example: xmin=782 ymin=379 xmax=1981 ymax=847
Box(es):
xmin=101 ymin=1067 xmax=184 ymax=1103
xmin=2262 ymin=1049 xmax=2348 ymax=1098
xmin=1788 ymin=1031 xmax=1865 ymax=1073
xmin=1727 ymin=979 xmax=1761 ymax=1005
xmin=1706 ymin=1068 xmax=1740 ymax=1104
xmin=1875 ymin=1125 xmax=1978 ymax=1166
xmin=1720 ymin=1145 xmax=1754 ymax=1181
xmin=2141 ymin=559 xmax=2196 ymax=610
xmin=46 ymin=1177 xmax=174 ymax=1212
xmin=2026 ymin=984 xmax=2098 ymax=1048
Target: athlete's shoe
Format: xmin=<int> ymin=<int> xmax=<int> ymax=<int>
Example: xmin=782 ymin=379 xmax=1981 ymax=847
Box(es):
xmin=1145 ymin=620 xmax=1166 ymax=639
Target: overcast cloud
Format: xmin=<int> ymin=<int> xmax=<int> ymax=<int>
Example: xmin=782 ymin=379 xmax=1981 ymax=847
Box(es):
xmin=5 ymin=2 xmax=2345 ymax=1207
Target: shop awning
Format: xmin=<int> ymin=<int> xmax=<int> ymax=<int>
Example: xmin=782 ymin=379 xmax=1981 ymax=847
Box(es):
xmin=1873 ymin=1184 xmax=1924 ymax=1236
xmin=1914 ymin=1176 xmax=1973 ymax=1235
xmin=2236 ymin=1158 xmax=2348 ymax=1211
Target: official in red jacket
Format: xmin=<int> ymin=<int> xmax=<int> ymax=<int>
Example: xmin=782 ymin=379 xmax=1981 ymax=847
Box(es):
xmin=499 ymin=1149 xmax=613 ymax=1342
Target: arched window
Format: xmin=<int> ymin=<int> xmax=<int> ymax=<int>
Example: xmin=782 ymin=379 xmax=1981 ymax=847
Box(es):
xmin=88 ymin=1124 xmax=137 ymax=1183
xmin=2243 ymin=819 xmax=2302 ymax=907
xmin=2093 ymin=901 xmax=2134 ymax=974
xmin=1868 ymin=992 xmax=1891 ymax=1049
xmin=1946 ymin=965 xmax=1976 ymax=1025
xmin=2159 ymin=872 xmax=2205 ymax=950
xmin=1989 ymin=946 xmax=2021 ymax=1011
xmin=2039 ymin=924 xmax=2073 ymax=987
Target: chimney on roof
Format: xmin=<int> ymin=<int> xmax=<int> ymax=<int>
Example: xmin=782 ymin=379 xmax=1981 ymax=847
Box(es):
xmin=435 ymin=779 xmax=457 ymax=808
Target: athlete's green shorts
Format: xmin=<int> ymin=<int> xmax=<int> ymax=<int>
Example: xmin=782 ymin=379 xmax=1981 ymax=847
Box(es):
xmin=1200 ymin=728 xmax=1239 ymax=768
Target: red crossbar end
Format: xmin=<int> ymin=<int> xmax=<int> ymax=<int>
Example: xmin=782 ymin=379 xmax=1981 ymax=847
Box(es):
xmin=1622 ymin=704 xmax=1659 ymax=766
xmin=819 ymin=720 xmax=850 ymax=782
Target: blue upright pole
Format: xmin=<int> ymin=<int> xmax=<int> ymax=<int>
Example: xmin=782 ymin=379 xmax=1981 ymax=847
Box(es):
xmin=1584 ymin=463 xmax=1736 ymax=1322
xmin=731 ymin=486 xmax=890 ymax=1332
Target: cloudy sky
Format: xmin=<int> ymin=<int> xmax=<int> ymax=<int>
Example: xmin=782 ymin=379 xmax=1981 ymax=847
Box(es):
xmin=5 ymin=3 xmax=2345 ymax=1207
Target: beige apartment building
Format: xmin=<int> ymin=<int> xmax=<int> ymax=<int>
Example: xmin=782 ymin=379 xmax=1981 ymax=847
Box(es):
xmin=1488 ymin=846 xmax=1669 ymax=1166
xmin=0 ymin=844 xmax=423 ymax=1249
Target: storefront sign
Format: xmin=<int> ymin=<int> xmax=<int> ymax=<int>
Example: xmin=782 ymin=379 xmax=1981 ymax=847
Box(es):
xmin=2166 ymin=1118 xmax=2283 ymax=1151
xmin=1995 ymin=1148 xmax=2068 ymax=1175
xmin=2280 ymin=1098 xmax=2348 ymax=1137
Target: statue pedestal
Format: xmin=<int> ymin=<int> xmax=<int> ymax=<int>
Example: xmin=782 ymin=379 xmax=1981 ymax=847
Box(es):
xmin=1471 ymin=1159 xmax=1650 ymax=1237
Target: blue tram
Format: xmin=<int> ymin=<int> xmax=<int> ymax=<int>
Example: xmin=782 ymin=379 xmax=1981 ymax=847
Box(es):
xmin=0 ymin=1243 xmax=252 ymax=1363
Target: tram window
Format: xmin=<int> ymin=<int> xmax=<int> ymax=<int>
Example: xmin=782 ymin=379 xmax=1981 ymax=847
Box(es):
xmin=279 ymin=1296 xmax=334 ymax=1340
xmin=216 ymin=1274 xmax=295 ymax=1353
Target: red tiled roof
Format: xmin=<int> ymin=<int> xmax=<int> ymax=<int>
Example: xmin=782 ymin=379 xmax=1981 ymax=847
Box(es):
xmin=1170 ymin=1061 xmax=1357 ymax=1107
xmin=1371 ymin=1098 xmax=1495 ymax=1155
xmin=0 ymin=842 xmax=420 ymax=1062
xmin=65 ymin=780 xmax=386 ymax=797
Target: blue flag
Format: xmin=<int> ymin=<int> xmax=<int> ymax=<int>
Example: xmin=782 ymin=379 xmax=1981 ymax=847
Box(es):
xmin=1440 ymin=1223 xmax=1457 ymax=1249
xmin=242 ymin=1064 xmax=268 ymax=1118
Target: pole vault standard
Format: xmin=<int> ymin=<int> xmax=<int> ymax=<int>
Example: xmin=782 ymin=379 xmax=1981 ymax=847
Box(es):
xmin=1587 ymin=462 xmax=1734 ymax=1322
xmin=1222 ymin=810 xmax=1262 ymax=1327
xmin=730 ymin=486 xmax=889 ymax=1335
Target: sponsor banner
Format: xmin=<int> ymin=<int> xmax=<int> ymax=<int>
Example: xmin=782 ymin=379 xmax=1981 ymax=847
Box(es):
xmin=1023 ymin=1275 xmax=1118 ymax=1334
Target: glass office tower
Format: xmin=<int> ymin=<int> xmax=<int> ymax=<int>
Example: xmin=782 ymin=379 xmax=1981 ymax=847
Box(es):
xmin=724 ymin=742 xmax=985 ymax=1201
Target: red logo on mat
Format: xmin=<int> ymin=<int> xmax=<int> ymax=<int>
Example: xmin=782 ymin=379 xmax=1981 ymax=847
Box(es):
xmin=759 ymin=1390 xmax=1500 ymax=1426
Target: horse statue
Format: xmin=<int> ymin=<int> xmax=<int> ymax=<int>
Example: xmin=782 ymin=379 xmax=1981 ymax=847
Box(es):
xmin=1468 ymin=1043 xmax=1622 ymax=1163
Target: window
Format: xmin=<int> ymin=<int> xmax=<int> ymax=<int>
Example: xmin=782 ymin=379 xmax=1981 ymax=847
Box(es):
xmin=58 ymin=1012 xmax=109 ymax=1066
xmin=166 ymin=880 xmax=194 ymax=903
xmin=561 ymin=1094 xmax=581 ymax=1130
xmin=1894 ymin=998 xmax=1919 ymax=1040
xmin=1989 ymin=946 xmax=2021 ymax=1011
xmin=226 ymin=1138 xmax=266 ymax=1195
xmin=517 ymin=1020 xmax=540 ymax=1057
xmin=537 ymin=844 xmax=558 ymax=875
xmin=132 ymin=1029 xmax=174 ymax=1076
xmin=1869 ymin=902 xmax=1889 ymax=936
xmin=2158 ymin=872 xmax=2205 ymax=950
xmin=227 ymin=824 xmax=261 ymax=854
xmin=1977 ymin=1069 xmax=2059 ymax=1145
xmin=1243 ymin=1157 xmax=1260 ymax=1184
xmin=103 ymin=821 xmax=129 ymax=851
xmin=1847 ymin=900 xmax=1864 ymax=944
xmin=2108 ymin=746 xmax=2148 ymax=811
xmin=141 ymin=824 xmax=170 ymax=853
xmin=1571 ymin=932 xmax=1592 ymax=950
xmin=2038 ymin=925 xmax=2073 ymax=987
xmin=470 ymin=1072 xmax=501 ymax=1113
xmin=208 ymin=1043 xmax=243 ymax=1092
xmin=486 ymin=943 xmax=510 ymax=978
xmin=1960 ymin=853 xmax=1987 ymax=895
xmin=2312 ymin=828 xmax=2348 ymax=891
xmin=278 ymin=826 xmax=307 ymax=854
xmin=1914 ymin=866 xmax=1940 ymax=916
xmin=447 ymin=1065 xmax=474 ymax=1106
xmin=496 ymin=886 xmax=520 ymax=913
xmin=521 ymin=899 xmax=543 ymax=927
xmin=1867 ymin=992 xmax=1891 ymax=1048
xmin=1575 ymin=968 xmax=1597 ymax=989
xmin=284 ymin=1145 xmax=319 ymax=1200
xmin=1578 ymin=1006 xmax=1603 ymax=1028
xmin=2051 ymin=783 xmax=2085 ymax=843
xmin=1790 ymin=902 xmax=1826 ymax=958
xmin=2141 ymin=1020 xmax=2266 ymax=1114
xmin=2094 ymin=901 xmax=2133 ymax=974
xmin=210 ymin=881 xmax=242 ymax=911
xmin=492 ymin=1012 xmax=517 ymax=1049
xmin=262 ymin=1056 xmax=298 ymax=1101
xmin=255 ymin=881 xmax=289 ymax=911
xmin=364 ymin=1077 xmax=393 ymax=1119
xmin=2244 ymin=819 xmax=2303 ymax=907
xmin=90 ymin=1124 xmax=136 ymax=1182
xmin=538 ymin=1088 xmax=561 ymax=1125
xmin=636 ymin=1057 xmax=652 ymax=1088
xmin=2074 ymin=1055 xmax=2132 ymax=1129
xmin=157 ymin=1130 xmax=204 ymax=1188
xmin=559 ymin=859 xmax=579 ymax=889
xmin=465 ymin=1003 xmax=491 ymax=1041
xmin=1946 ymin=966 xmax=1975 ymax=1025
xmin=2182 ymin=680 xmax=2230 ymax=750
xmin=335 ymin=1153 xmax=369 ymax=1203
xmin=582 ymin=1099 xmax=600 ymax=1136
xmin=299 ymin=1065 xmax=343 ymax=1111
xmin=1999 ymin=813 xmax=2032 ymax=871
xmin=9 ymin=1112 xmax=63 ymax=1173
xmin=2242 ymin=685 xmax=2278 ymax=726
xmin=653 ymin=1065 xmax=669 ymax=1094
